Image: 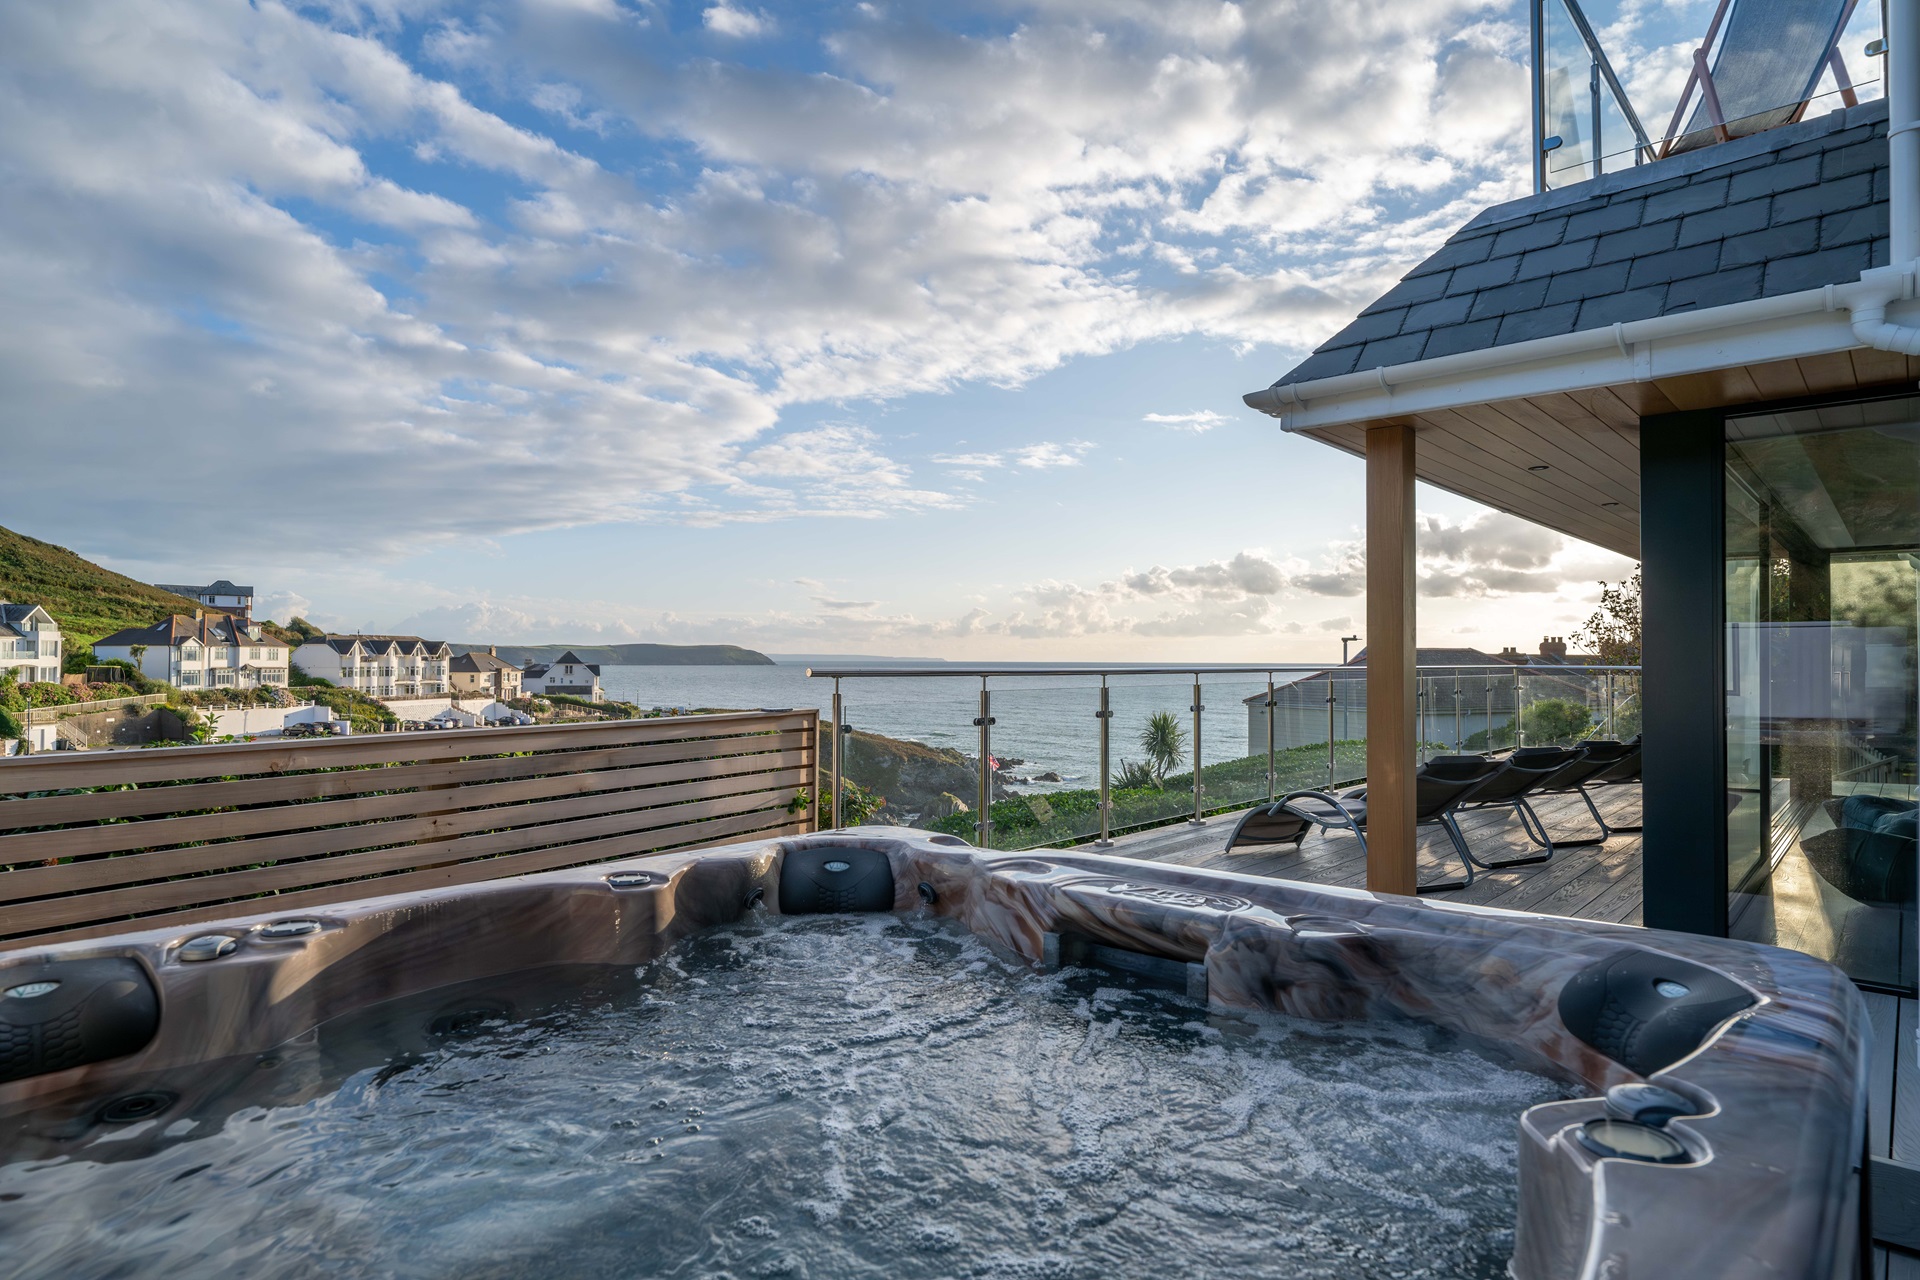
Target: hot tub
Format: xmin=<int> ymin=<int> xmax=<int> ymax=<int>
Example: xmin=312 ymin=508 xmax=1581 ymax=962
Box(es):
xmin=0 ymin=828 xmax=1867 ymax=1278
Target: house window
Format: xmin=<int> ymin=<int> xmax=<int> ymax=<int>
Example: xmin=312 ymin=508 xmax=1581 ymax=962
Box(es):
xmin=180 ymin=671 xmax=201 ymax=687
xmin=249 ymin=647 xmax=260 ymax=660
xmin=1724 ymin=397 xmax=1920 ymax=991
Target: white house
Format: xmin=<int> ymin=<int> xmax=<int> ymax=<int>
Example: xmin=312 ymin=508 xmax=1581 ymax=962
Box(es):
xmin=94 ymin=613 xmax=289 ymax=691
xmin=521 ymin=651 xmax=602 ymax=700
xmin=0 ymin=604 xmax=62 ymax=684
xmin=294 ymin=635 xmax=452 ymax=698
xmin=153 ymin=579 xmax=255 ymax=619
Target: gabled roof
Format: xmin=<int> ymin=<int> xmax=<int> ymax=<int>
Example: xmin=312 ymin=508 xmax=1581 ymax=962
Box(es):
xmin=155 ymin=580 xmax=255 ymax=597
xmin=302 ymin=634 xmax=450 ymax=657
xmin=1278 ymin=102 xmax=1889 ymax=389
xmin=450 ymin=651 xmax=517 ymax=673
xmin=0 ymin=603 xmax=55 ymax=638
xmin=95 ymin=613 xmax=262 ymax=650
xmin=550 ymin=651 xmax=601 ymax=675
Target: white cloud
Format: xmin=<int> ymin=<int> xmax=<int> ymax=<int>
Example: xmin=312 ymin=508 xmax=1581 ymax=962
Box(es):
xmin=0 ymin=0 xmax=1619 ymax=578
xmin=257 ymin=590 xmax=314 ymax=624
xmin=1288 ymin=512 xmax=1635 ymax=599
xmin=1143 ymin=410 xmax=1228 ymax=432
xmin=703 ymin=5 xmax=772 ymax=38
xmin=1012 ymin=441 xmax=1095 ymax=469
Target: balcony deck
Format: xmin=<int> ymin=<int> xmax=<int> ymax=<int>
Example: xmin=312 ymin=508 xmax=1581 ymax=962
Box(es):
xmin=1084 ymin=783 xmax=1644 ymax=924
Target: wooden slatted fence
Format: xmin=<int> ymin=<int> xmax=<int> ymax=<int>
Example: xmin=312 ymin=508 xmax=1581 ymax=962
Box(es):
xmin=0 ymin=711 xmax=817 ymax=946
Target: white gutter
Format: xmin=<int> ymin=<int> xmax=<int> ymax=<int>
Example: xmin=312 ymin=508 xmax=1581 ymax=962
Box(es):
xmin=1248 ymin=0 xmax=1920 ymax=426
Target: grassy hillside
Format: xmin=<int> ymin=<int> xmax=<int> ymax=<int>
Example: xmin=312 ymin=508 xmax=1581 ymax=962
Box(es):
xmin=450 ymin=642 xmax=774 ymax=666
xmin=0 ymin=526 xmax=208 ymax=649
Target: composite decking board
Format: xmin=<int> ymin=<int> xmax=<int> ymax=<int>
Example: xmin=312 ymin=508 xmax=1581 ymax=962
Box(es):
xmin=0 ymin=728 xmax=814 ymax=831
xmin=16 ymin=808 xmax=810 ymax=947
xmin=0 ymin=773 xmax=811 ymax=937
xmin=0 ymin=755 xmax=813 ymax=907
xmin=0 ymin=713 xmax=816 ymax=790
xmin=1082 ymin=789 xmax=1645 ymax=929
xmin=0 ymin=742 xmax=813 ymax=871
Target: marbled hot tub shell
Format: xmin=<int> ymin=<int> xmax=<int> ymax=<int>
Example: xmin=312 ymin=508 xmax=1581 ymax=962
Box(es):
xmin=0 ymin=828 xmax=1868 ymax=1279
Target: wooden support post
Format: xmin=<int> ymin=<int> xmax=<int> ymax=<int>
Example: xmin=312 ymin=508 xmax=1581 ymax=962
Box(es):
xmin=1366 ymin=424 xmax=1418 ymax=895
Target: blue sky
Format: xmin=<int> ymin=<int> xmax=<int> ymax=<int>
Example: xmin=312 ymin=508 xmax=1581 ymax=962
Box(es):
xmin=0 ymin=0 xmax=1881 ymax=658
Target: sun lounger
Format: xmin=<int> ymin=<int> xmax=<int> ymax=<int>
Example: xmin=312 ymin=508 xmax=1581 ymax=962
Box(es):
xmin=1448 ymin=749 xmax=1577 ymax=867
xmin=1576 ymin=737 xmax=1643 ymax=834
xmin=1227 ymin=758 xmax=1501 ymax=894
xmin=1661 ymin=0 xmax=1860 ymax=155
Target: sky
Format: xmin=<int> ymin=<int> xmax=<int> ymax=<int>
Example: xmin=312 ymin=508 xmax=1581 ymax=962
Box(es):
xmin=0 ymin=0 xmax=1882 ymax=659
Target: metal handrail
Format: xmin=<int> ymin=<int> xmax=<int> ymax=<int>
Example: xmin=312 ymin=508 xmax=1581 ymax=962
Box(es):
xmin=806 ymin=663 xmax=1642 ymax=678
xmin=810 ymin=661 xmax=1642 ymax=849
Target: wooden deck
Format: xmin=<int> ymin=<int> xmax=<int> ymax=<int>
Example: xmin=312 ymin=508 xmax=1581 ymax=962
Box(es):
xmin=1079 ymin=784 xmax=1920 ymax=1271
xmin=1081 ymin=784 xmax=1644 ymax=924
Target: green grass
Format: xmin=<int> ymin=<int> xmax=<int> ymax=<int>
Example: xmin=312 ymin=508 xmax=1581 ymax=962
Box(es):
xmin=0 ymin=524 xmax=209 ymax=649
xmin=922 ymin=740 xmax=1371 ymax=849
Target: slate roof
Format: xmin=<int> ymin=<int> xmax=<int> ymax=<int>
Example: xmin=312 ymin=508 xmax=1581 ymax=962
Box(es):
xmin=0 ymin=603 xmax=54 ymax=638
xmin=308 ymin=635 xmax=450 ymax=657
xmin=551 ymin=651 xmax=601 ymax=675
xmin=95 ymin=614 xmax=262 ymax=650
xmin=1278 ymin=100 xmax=1891 ymax=387
xmin=155 ymin=580 xmax=254 ymax=598
xmin=450 ymin=651 xmax=517 ymax=673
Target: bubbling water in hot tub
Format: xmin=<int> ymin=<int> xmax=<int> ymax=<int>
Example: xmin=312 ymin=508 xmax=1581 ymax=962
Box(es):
xmin=0 ymin=914 xmax=1562 ymax=1279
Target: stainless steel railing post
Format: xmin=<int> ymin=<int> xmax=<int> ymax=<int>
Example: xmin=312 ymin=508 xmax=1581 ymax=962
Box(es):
xmin=1514 ymin=668 xmax=1524 ymax=748
xmin=830 ymin=679 xmax=843 ymax=829
xmin=1325 ymin=673 xmax=1335 ymax=789
xmin=975 ymin=681 xmax=993 ymax=848
xmin=1266 ymin=674 xmax=1277 ymax=802
xmin=1188 ymin=677 xmax=1205 ymax=826
xmin=1096 ymin=679 xmax=1113 ymax=847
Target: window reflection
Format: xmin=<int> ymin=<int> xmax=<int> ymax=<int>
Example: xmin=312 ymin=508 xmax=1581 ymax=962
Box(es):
xmin=1725 ymin=401 xmax=1919 ymax=991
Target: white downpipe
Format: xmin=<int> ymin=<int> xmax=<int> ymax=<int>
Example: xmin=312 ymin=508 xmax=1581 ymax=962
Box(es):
xmin=1858 ymin=0 xmax=1920 ymax=353
xmin=1249 ymin=11 xmax=1920 ymax=424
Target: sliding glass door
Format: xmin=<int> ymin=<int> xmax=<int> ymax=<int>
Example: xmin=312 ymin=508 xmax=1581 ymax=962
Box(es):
xmin=1724 ymin=398 xmax=1919 ymax=991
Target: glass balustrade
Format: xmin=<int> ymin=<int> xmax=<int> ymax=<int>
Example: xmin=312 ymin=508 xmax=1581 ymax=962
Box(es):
xmin=811 ymin=663 xmax=1639 ymax=852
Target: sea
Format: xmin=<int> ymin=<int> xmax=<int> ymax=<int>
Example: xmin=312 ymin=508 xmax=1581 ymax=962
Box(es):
xmin=598 ymin=662 xmax=1293 ymax=786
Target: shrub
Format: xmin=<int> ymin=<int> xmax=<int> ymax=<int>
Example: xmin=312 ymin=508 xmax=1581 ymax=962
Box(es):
xmin=288 ymin=662 xmax=331 ymax=688
xmin=1520 ymin=698 xmax=1594 ymax=746
xmin=0 ymin=705 xmax=20 ymax=740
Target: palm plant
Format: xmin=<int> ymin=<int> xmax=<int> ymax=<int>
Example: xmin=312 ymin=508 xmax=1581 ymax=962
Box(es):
xmin=1111 ymin=758 xmax=1158 ymax=791
xmin=1138 ymin=711 xmax=1187 ymax=784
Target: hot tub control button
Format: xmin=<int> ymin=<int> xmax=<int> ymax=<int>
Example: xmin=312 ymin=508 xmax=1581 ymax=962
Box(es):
xmin=606 ymin=871 xmax=657 ymax=889
xmin=258 ymin=920 xmax=323 ymax=940
xmin=1654 ymin=980 xmax=1691 ymax=999
xmin=823 ymin=861 xmax=851 ymax=873
xmin=3 ymin=981 xmax=59 ymax=999
xmin=1575 ymin=1118 xmax=1692 ymax=1165
xmin=176 ymin=935 xmax=239 ymax=963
